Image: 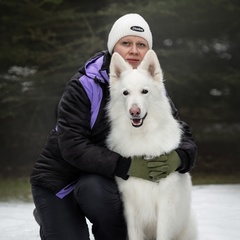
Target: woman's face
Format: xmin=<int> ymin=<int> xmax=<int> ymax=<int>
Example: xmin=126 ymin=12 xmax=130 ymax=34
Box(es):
xmin=113 ymin=36 xmax=150 ymax=69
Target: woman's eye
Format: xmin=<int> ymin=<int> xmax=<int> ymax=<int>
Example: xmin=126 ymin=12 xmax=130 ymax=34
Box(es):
xmin=138 ymin=43 xmax=146 ymax=48
xmin=122 ymin=41 xmax=130 ymax=46
xmin=142 ymin=89 xmax=148 ymax=94
xmin=123 ymin=90 xmax=129 ymax=96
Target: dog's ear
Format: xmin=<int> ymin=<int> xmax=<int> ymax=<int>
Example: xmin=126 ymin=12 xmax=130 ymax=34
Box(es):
xmin=138 ymin=50 xmax=163 ymax=81
xmin=110 ymin=53 xmax=132 ymax=80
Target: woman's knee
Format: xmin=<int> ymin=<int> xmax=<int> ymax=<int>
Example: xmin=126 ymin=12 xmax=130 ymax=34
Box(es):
xmin=73 ymin=174 xmax=126 ymax=238
xmin=73 ymin=174 xmax=124 ymax=221
xmin=74 ymin=174 xmax=120 ymax=204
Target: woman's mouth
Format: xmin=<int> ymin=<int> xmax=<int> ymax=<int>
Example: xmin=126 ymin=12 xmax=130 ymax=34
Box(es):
xmin=127 ymin=59 xmax=139 ymax=67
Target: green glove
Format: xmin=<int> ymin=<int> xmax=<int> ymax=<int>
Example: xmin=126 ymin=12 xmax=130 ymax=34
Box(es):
xmin=127 ymin=156 xmax=154 ymax=181
xmin=147 ymin=151 xmax=181 ymax=181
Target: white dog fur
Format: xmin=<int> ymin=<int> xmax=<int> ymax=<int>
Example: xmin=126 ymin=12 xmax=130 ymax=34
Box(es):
xmin=106 ymin=50 xmax=197 ymax=240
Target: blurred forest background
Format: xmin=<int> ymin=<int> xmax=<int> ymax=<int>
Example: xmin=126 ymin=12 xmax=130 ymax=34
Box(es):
xmin=0 ymin=0 xmax=240 ymax=185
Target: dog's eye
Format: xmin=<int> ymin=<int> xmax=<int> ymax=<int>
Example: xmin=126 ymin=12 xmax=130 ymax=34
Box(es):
xmin=142 ymin=89 xmax=148 ymax=94
xmin=123 ymin=90 xmax=129 ymax=96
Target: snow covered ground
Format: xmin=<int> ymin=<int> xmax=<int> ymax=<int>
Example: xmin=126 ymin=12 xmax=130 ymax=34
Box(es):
xmin=0 ymin=184 xmax=239 ymax=240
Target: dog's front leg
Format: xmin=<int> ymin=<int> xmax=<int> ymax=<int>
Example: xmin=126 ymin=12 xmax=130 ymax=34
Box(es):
xmin=156 ymin=176 xmax=179 ymax=240
xmin=124 ymin=202 xmax=145 ymax=240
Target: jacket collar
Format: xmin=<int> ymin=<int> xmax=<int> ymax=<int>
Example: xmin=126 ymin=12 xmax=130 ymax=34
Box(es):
xmin=84 ymin=50 xmax=111 ymax=84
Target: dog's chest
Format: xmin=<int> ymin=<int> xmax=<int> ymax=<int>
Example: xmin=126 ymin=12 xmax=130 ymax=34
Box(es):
xmin=107 ymin=129 xmax=180 ymax=157
xmin=116 ymin=176 xmax=160 ymax=220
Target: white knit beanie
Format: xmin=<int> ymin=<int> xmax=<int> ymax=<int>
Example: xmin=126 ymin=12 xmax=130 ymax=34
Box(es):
xmin=107 ymin=13 xmax=153 ymax=54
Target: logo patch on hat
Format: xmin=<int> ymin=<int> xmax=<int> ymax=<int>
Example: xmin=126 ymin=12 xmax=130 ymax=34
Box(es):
xmin=130 ymin=26 xmax=144 ymax=32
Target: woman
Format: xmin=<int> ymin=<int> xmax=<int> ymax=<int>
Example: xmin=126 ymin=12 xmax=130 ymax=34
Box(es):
xmin=30 ymin=13 xmax=197 ymax=240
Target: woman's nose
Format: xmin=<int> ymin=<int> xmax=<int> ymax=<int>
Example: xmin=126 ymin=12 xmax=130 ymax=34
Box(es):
xmin=130 ymin=44 xmax=138 ymax=54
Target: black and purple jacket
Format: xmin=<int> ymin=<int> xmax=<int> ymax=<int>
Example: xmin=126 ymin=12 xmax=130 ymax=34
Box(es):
xmin=30 ymin=50 xmax=197 ymax=196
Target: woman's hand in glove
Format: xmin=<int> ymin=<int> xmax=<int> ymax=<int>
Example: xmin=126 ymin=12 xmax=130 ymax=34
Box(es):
xmin=147 ymin=151 xmax=181 ymax=181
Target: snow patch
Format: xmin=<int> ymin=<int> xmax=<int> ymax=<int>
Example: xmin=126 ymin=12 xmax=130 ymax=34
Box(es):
xmin=0 ymin=184 xmax=239 ymax=240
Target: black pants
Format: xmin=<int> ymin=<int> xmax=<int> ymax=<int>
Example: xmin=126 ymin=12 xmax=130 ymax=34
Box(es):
xmin=32 ymin=174 xmax=127 ymax=240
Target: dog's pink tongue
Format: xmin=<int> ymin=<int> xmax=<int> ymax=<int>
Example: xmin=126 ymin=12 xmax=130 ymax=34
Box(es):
xmin=132 ymin=119 xmax=142 ymax=126
xmin=133 ymin=119 xmax=140 ymax=124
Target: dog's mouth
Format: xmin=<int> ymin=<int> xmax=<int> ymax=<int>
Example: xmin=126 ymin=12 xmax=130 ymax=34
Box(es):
xmin=131 ymin=113 xmax=147 ymax=128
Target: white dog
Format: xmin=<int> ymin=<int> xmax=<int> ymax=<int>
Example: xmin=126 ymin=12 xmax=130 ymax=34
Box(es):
xmin=106 ymin=50 xmax=197 ymax=240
